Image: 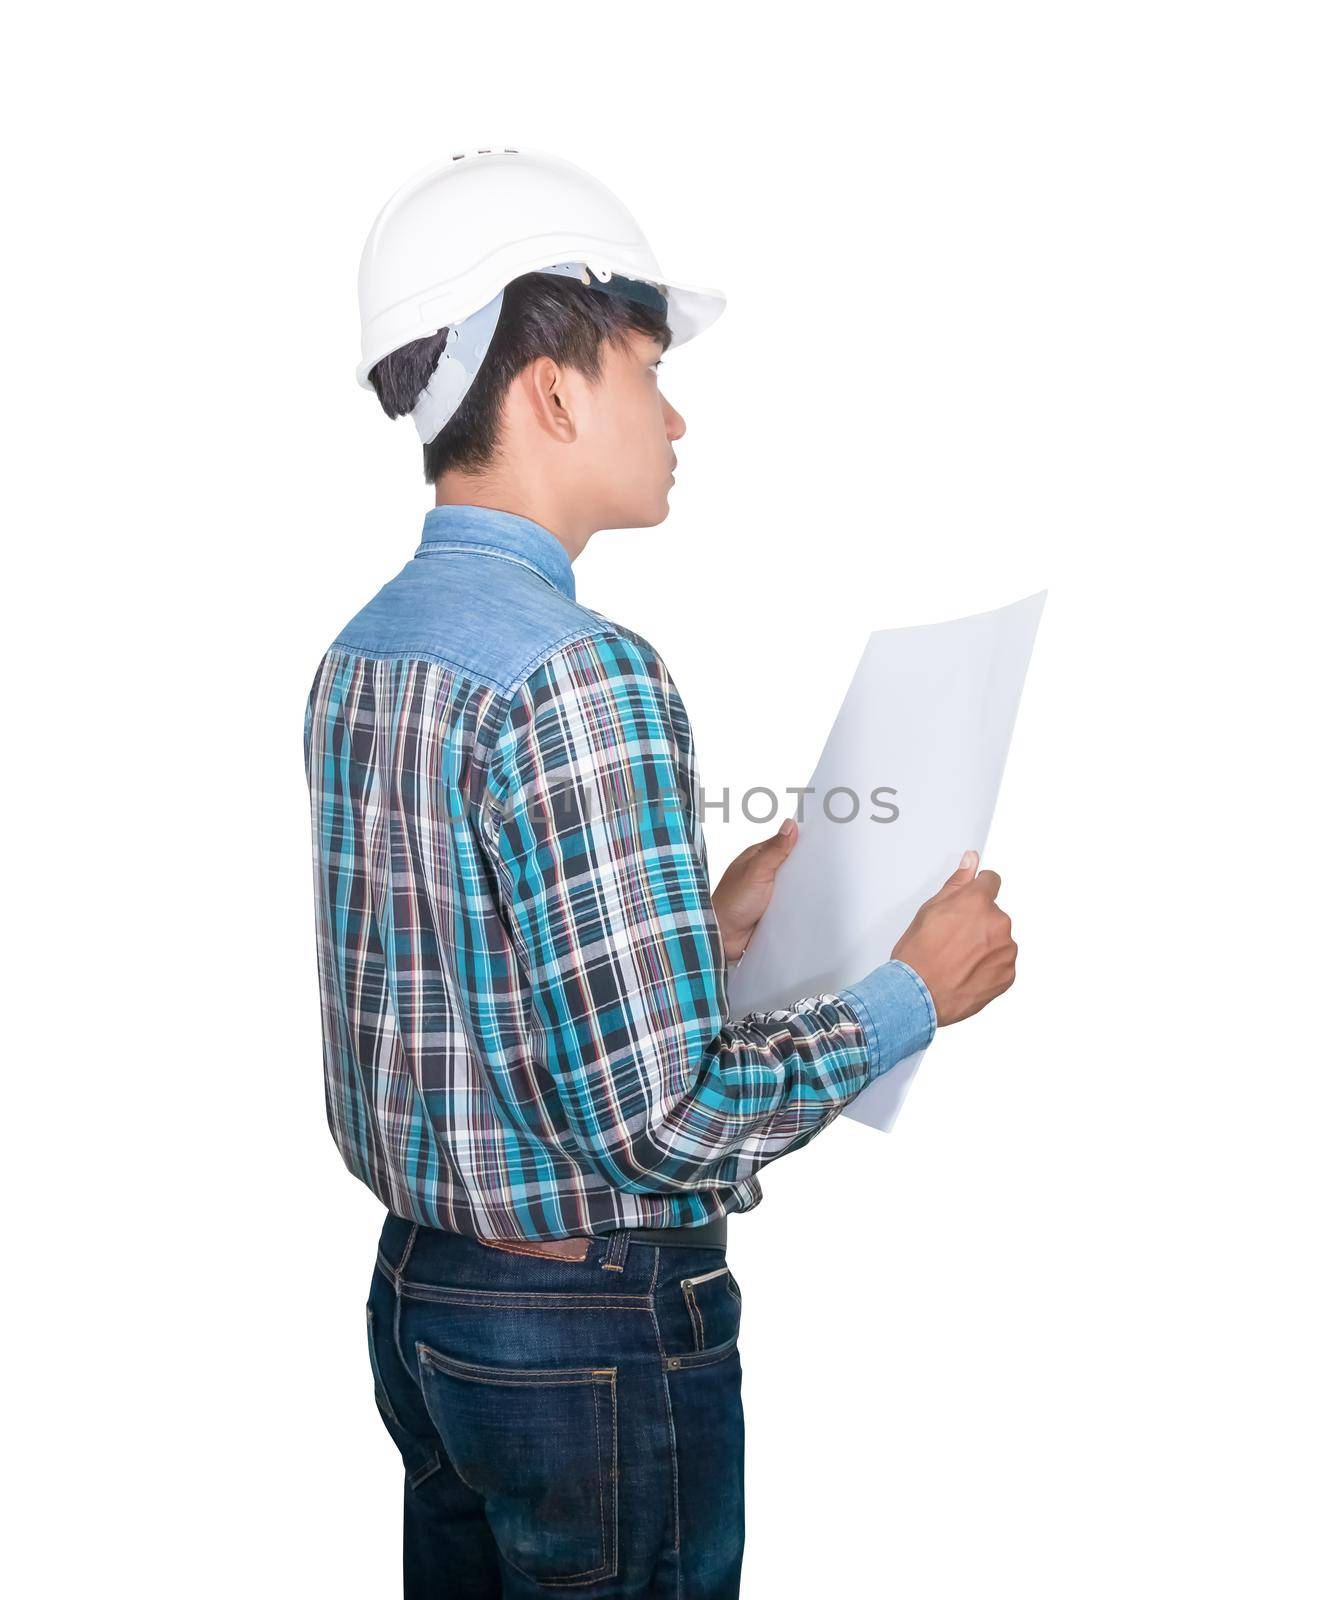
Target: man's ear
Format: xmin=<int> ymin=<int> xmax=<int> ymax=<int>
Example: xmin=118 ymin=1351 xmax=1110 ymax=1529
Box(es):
xmin=520 ymin=355 xmax=579 ymax=444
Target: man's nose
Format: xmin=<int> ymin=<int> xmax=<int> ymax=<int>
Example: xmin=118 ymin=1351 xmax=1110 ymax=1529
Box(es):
xmin=662 ymin=394 xmax=686 ymax=443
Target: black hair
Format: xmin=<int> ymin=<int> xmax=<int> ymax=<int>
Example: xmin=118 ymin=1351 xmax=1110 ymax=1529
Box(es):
xmin=367 ymin=271 xmax=672 ymax=484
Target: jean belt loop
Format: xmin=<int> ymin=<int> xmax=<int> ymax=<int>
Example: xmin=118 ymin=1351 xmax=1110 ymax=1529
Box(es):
xmin=600 ymin=1228 xmax=632 ymax=1273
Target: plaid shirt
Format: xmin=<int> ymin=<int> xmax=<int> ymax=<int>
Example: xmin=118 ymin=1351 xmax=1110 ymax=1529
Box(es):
xmin=303 ymin=504 xmax=935 ymax=1238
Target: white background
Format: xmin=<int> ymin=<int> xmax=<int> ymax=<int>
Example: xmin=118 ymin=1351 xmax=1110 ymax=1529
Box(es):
xmin=8 ymin=3 xmax=1326 ymax=1595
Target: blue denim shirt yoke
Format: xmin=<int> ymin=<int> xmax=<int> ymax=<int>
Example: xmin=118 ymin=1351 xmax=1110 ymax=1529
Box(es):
xmin=334 ymin=503 xmax=607 ymax=693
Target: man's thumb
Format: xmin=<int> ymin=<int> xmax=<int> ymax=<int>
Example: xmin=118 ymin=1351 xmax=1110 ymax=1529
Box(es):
xmin=770 ymin=817 xmax=798 ymax=853
xmin=938 ymin=849 xmax=980 ymax=894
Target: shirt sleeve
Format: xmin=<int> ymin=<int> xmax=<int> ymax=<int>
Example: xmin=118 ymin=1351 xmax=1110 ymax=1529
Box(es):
xmin=478 ymin=628 xmax=936 ymax=1195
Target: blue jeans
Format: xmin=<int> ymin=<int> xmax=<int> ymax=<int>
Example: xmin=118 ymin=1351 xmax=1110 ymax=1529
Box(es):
xmin=367 ymin=1212 xmax=746 ymax=1597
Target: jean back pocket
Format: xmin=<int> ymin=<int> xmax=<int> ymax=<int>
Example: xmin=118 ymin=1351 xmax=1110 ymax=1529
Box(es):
xmin=416 ymin=1342 xmax=618 ymax=1587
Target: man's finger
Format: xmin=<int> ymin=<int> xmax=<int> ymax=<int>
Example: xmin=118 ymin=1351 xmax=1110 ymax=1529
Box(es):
xmin=938 ymin=849 xmax=980 ymax=894
xmin=974 ymin=869 xmax=1002 ymax=899
xmin=748 ymin=818 xmax=797 ymax=874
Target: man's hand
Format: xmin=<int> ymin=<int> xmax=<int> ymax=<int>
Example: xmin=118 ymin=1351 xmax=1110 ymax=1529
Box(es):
xmin=892 ymin=850 xmax=1018 ymax=1026
xmin=711 ymin=818 xmax=799 ymax=963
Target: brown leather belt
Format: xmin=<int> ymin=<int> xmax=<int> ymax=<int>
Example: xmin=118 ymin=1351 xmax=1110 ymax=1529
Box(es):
xmin=477 ymin=1214 xmax=728 ymax=1264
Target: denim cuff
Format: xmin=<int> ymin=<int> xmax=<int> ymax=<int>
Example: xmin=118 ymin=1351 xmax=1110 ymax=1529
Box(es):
xmin=840 ymin=959 xmax=938 ymax=1081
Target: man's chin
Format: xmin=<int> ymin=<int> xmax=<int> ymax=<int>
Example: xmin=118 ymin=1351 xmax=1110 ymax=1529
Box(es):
xmin=631 ymin=501 xmax=671 ymax=529
xmin=612 ymin=489 xmax=672 ymax=530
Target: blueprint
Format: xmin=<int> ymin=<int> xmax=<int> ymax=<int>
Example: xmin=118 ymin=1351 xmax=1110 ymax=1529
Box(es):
xmin=726 ymin=592 xmax=1047 ymax=1132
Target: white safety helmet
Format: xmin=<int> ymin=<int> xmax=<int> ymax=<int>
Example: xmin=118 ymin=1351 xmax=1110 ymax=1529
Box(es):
xmin=356 ymin=146 xmax=726 ymax=444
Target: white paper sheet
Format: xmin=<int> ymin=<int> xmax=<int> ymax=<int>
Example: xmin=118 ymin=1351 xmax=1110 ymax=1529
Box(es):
xmin=726 ymin=592 xmax=1046 ymax=1132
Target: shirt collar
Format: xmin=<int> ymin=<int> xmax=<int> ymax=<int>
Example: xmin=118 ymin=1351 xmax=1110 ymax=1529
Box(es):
xmin=415 ymin=503 xmax=577 ymax=601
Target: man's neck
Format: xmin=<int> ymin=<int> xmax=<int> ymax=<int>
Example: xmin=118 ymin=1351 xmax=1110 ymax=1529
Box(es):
xmin=434 ymin=475 xmax=593 ymax=560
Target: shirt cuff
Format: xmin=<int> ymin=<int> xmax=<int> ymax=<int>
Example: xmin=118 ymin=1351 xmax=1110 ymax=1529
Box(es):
xmin=839 ymin=959 xmax=937 ymax=1081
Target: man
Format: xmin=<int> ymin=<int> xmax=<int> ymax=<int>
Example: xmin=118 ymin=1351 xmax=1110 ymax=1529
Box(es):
xmin=303 ymin=148 xmax=1017 ymax=1599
